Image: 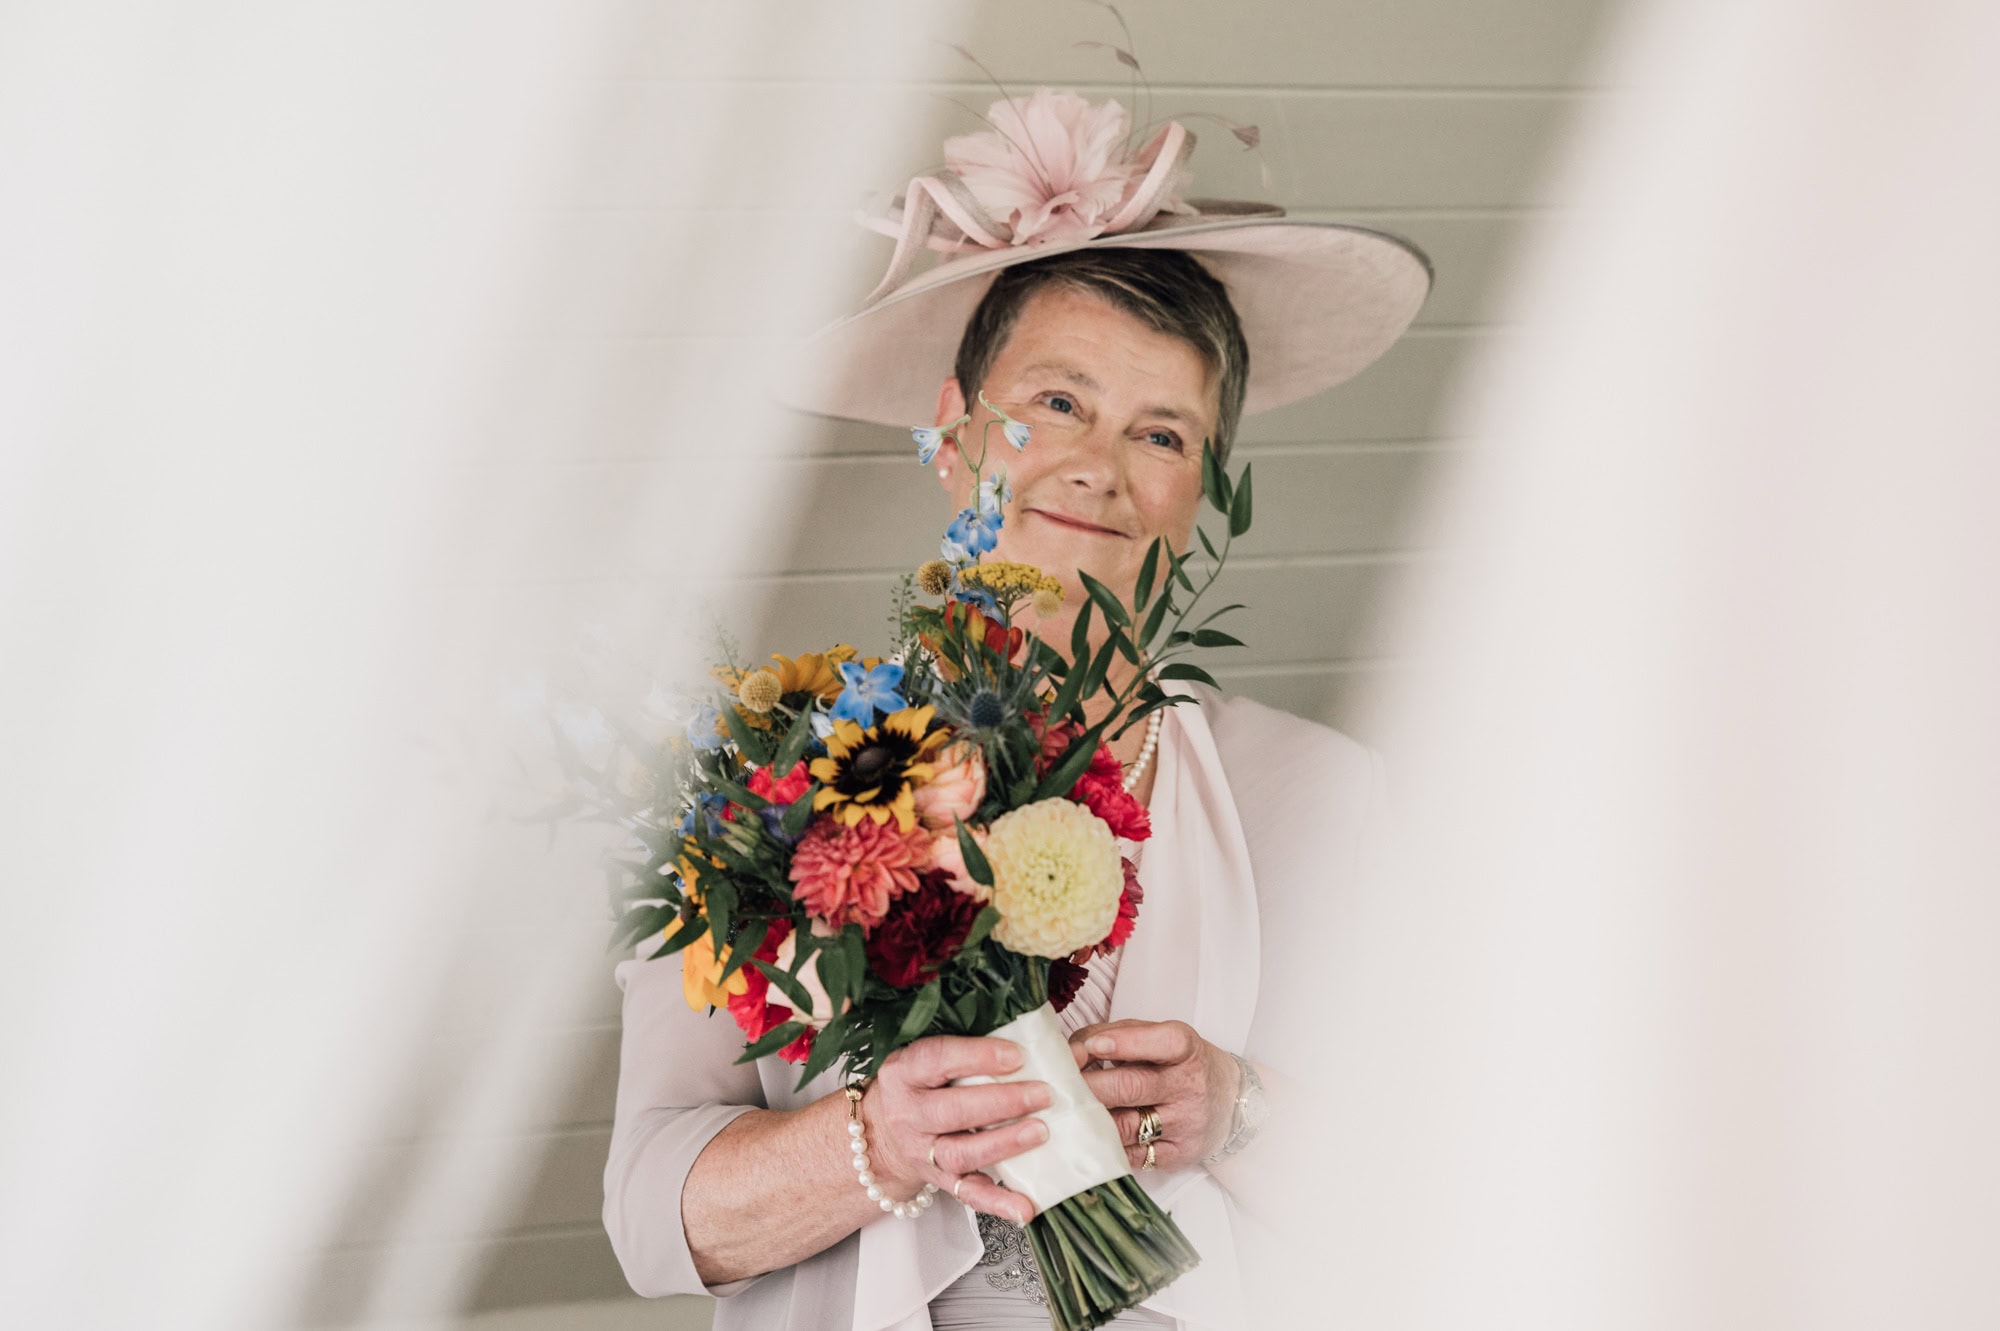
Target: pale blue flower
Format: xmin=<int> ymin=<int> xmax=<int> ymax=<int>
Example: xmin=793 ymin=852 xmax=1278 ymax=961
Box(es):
xmin=979 ymin=466 xmax=1012 ymax=517
xmin=939 ymin=536 xmax=975 ymax=566
xmin=678 ymin=792 xmax=728 ymax=838
xmin=912 ymin=426 xmax=947 ymax=465
xmin=945 ymin=506 xmax=1001 ymax=558
xmin=1002 ymin=419 xmax=1031 ymax=450
xmin=684 ymin=701 xmax=727 ymax=751
xmin=809 ymin=710 xmax=836 ymax=741
xmin=831 ymin=660 xmax=908 ymax=725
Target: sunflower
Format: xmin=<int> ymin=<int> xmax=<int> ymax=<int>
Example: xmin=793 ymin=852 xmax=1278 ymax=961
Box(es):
xmin=809 ymin=705 xmax=948 ymax=832
xmin=715 ymin=646 xmax=860 ymax=731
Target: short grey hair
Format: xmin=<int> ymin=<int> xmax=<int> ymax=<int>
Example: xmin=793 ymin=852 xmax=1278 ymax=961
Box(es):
xmin=952 ymin=248 xmax=1249 ymax=463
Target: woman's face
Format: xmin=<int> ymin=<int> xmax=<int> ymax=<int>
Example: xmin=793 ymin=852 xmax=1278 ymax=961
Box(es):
xmin=934 ymin=284 xmax=1216 ymax=608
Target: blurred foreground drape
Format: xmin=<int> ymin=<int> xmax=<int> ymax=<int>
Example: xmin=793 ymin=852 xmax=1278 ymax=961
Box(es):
xmin=1258 ymin=2 xmax=2000 ymax=1329
xmin=0 ymin=4 xmax=967 ymax=1328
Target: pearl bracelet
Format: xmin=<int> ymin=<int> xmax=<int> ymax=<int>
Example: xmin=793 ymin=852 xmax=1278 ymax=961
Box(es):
xmin=845 ymin=1083 xmax=937 ymax=1220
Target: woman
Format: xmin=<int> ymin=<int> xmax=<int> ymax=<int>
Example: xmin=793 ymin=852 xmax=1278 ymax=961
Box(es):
xmin=604 ymin=92 xmax=1431 ymax=1331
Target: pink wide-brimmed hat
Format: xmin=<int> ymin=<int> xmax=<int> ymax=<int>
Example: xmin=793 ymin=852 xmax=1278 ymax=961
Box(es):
xmin=790 ymin=88 xmax=1434 ymax=427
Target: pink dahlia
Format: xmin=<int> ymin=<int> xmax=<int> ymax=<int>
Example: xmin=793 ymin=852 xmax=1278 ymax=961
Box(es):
xmin=789 ymin=817 xmax=930 ymax=932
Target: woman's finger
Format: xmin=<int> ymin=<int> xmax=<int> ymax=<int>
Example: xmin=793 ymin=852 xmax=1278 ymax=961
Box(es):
xmin=888 ymin=1034 xmax=1026 ymax=1087
xmin=1071 ymin=1019 xmax=1199 ymax=1066
xmin=949 ymin=1172 xmax=1038 ymax=1226
xmin=930 ymin=1116 xmax=1049 ymax=1178
xmin=914 ymin=1079 xmax=1051 ymax=1135
xmin=1081 ymin=1060 xmax=1169 ymax=1110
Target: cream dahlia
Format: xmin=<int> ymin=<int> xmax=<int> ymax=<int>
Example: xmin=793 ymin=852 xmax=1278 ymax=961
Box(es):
xmin=982 ymin=798 xmax=1123 ymax=959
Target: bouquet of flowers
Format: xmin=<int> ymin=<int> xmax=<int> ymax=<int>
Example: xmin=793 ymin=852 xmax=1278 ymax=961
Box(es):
xmin=574 ymin=400 xmax=1253 ymax=1331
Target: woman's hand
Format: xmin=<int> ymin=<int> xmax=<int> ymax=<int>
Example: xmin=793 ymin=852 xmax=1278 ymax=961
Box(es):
xmin=861 ymin=1034 xmax=1051 ymax=1224
xmin=1068 ymin=1019 xmax=1240 ymax=1172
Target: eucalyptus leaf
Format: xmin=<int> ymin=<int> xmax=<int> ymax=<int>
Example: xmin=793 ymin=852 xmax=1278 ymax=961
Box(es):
xmin=1200 ymin=441 xmax=1231 ymax=514
xmin=780 ymin=788 xmax=818 ymax=838
xmin=643 ymin=915 xmax=706 ymax=961
xmin=771 ymin=704 xmax=817 ymax=773
xmin=735 ymin=1019 xmax=807 ymax=1064
xmin=1229 ymin=462 xmax=1254 ymax=537
xmin=897 ymin=980 xmax=944 ymax=1043
xmin=1190 ymin=628 xmax=1245 ymax=648
xmin=1133 ymin=539 xmax=1161 ymax=615
xmin=954 ymin=818 xmax=995 ymax=887
xmin=1196 ymin=524 xmax=1221 ymax=564
xmin=716 ymin=918 xmax=768 ymax=985
xmin=957 ymin=904 xmax=1001 ymax=956
xmin=1070 ymin=596 xmax=1096 ymax=667
xmin=755 ymin=958 xmax=814 ymax=1012
xmin=1157 ymin=662 xmax=1221 ymax=690
xmin=1078 ymin=570 xmax=1130 ymax=629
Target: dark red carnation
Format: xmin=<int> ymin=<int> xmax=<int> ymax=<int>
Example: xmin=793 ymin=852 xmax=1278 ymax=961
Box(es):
xmin=864 ymin=873 xmax=982 ymax=988
xmin=1027 ymin=710 xmax=1079 ymax=776
xmin=725 ymin=918 xmax=794 ymax=1042
xmin=1047 ymin=957 xmax=1089 ymax=1013
xmin=1075 ymin=857 xmax=1143 ymax=962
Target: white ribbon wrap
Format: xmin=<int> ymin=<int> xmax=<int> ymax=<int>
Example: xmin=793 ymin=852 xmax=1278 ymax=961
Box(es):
xmin=954 ymin=1003 xmax=1130 ymax=1210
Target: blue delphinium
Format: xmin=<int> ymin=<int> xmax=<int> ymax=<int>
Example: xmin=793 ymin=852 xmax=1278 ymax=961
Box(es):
xmin=684 ymin=701 xmax=727 ymax=751
xmin=944 ymin=506 xmax=1001 ymax=561
xmin=831 ymin=660 xmax=908 ymax=725
xmin=912 ymin=426 xmax=947 ymax=465
xmin=677 ymin=791 xmax=728 ymax=838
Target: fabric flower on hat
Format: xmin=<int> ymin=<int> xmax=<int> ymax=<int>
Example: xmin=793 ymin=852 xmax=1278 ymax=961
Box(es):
xmin=982 ymin=797 xmax=1123 ymax=959
xmin=788 ymin=816 xmax=931 ymax=932
xmin=946 ymin=89 xmax=1185 ymax=246
xmin=864 ymin=873 xmax=984 ymax=988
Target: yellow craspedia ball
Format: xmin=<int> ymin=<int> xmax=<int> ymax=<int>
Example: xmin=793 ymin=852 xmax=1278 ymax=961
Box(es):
xmin=737 ymin=668 xmax=782 ymax=713
xmin=916 ymin=559 xmax=955 ymax=597
xmin=983 ymin=797 xmax=1123 ymax=959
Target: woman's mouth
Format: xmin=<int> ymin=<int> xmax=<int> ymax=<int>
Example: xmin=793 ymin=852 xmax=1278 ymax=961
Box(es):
xmin=1025 ymin=508 xmax=1126 ymax=538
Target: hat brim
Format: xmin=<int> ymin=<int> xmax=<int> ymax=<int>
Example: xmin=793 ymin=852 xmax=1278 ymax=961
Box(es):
xmin=786 ymin=215 xmax=1434 ymax=427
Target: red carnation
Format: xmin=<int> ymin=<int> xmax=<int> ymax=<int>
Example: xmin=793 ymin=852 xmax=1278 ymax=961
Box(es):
xmin=778 ymin=1026 xmax=815 ymax=1065
xmin=1074 ymin=856 xmax=1143 ymax=963
xmin=1027 ymin=710 xmax=1079 ymax=775
xmin=1069 ymin=747 xmax=1152 ymax=841
xmin=725 ymin=760 xmax=812 ymax=822
xmin=864 ymin=873 xmax=982 ymax=988
xmin=726 ymin=918 xmax=794 ymax=1043
xmin=1047 ymin=957 xmax=1089 ymax=1013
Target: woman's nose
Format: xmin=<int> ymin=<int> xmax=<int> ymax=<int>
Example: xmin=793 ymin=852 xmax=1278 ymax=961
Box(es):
xmin=1051 ymin=418 xmax=1122 ymax=492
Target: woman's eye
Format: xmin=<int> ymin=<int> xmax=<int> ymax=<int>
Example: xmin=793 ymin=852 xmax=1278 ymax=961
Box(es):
xmin=1145 ymin=430 xmax=1183 ymax=451
xmin=1044 ymin=393 xmax=1076 ymax=415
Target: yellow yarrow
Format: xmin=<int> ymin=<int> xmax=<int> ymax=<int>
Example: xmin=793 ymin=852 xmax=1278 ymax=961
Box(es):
xmin=982 ymin=798 xmax=1123 ymax=959
xmin=956 ymin=561 xmax=1062 ymax=605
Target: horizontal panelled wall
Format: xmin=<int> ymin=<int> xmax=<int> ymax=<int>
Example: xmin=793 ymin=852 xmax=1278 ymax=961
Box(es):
xmin=307 ymin=2 xmax=1610 ymax=1326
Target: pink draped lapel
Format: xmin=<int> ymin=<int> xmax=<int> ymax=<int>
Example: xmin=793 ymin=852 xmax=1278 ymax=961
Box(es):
xmin=1108 ymin=685 xmax=1262 ymax=1054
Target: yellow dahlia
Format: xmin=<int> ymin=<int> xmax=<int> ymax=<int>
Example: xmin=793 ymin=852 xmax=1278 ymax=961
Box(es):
xmin=668 ymin=916 xmax=749 ymax=1012
xmin=809 ymin=705 xmax=947 ymax=832
xmin=983 ymin=798 xmax=1123 ymax=959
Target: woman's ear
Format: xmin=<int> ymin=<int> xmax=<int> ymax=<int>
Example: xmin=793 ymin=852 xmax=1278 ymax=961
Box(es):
xmin=934 ymin=377 xmax=968 ymax=493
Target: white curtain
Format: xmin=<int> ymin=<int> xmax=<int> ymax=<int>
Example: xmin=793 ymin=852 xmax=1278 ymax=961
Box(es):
xmin=1277 ymin=1 xmax=2000 ymax=1328
xmin=0 ymin=4 xmax=967 ymax=1327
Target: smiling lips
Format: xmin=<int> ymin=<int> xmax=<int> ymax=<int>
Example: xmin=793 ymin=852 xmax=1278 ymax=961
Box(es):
xmin=1026 ymin=507 xmax=1127 ymax=538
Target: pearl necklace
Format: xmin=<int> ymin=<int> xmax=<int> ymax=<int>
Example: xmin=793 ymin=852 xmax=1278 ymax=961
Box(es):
xmin=1121 ymin=709 xmax=1163 ymax=793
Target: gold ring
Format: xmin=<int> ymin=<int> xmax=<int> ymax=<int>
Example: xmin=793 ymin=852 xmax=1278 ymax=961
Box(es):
xmin=952 ymin=1177 xmax=965 ymax=1201
xmin=928 ymin=1142 xmax=940 ymax=1170
xmin=1136 ymin=1107 xmax=1163 ymax=1145
xmin=1143 ymin=1141 xmax=1157 ymax=1170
